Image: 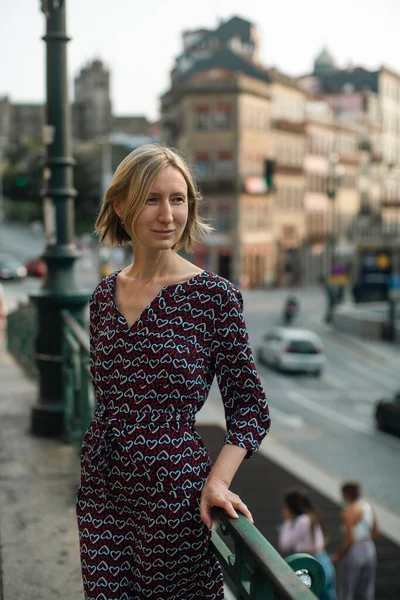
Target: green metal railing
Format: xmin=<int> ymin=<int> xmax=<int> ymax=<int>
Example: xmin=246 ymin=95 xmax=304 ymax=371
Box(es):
xmin=62 ymin=310 xmax=94 ymax=449
xmin=212 ymin=508 xmax=324 ymax=598
xmin=7 ymin=301 xmax=38 ymax=379
xmin=60 ymin=309 xmax=325 ymax=598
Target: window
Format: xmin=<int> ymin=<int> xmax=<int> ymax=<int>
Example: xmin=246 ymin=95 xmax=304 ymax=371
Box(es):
xmin=195 ymin=106 xmax=210 ymax=129
xmin=195 ymin=152 xmax=211 ymax=178
xmin=216 ymin=151 xmax=233 ymax=174
xmin=216 ymin=205 xmax=232 ymax=232
xmin=214 ymin=104 xmax=232 ymax=129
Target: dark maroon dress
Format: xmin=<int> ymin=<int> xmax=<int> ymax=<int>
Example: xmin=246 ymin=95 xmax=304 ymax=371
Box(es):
xmin=77 ymin=270 xmax=270 ymax=600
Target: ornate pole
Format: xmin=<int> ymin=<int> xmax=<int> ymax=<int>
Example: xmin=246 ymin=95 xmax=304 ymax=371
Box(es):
xmin=30 ymin=0 xmax=89 ymax=437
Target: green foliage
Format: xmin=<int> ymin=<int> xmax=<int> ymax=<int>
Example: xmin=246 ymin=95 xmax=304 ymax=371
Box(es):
xmin=3 ymin=140 xmax=43 ymax=203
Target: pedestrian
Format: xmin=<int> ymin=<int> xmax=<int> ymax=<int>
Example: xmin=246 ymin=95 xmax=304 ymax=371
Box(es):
xmin=76 ymin=143 xmax=271 ymax=600
xmin=333 ymin=481 xmax=379 ymax=600
xmin=278 ymin=489 xmax=337 ymax=600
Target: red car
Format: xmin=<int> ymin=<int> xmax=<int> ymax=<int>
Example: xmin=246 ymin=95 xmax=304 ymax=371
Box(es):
xmin=25 ymin=257 xmax=47 ymax=278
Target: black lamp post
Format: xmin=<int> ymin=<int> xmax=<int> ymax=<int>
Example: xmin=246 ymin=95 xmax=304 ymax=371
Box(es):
xmin=30 ymin=0 xmax=89 ymax=437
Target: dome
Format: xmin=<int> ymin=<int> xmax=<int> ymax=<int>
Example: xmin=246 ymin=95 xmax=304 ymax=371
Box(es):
xmin=314 ymin=47 xmax=336 ymax=75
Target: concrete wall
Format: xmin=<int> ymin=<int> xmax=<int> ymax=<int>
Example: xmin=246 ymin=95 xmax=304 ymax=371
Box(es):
xmin=333 ymin=302 xmax=400 ymax=342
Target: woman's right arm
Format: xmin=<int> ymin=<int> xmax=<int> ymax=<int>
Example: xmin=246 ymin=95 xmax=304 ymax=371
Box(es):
xmin=332 ymin=509 xmax=355 ymax=564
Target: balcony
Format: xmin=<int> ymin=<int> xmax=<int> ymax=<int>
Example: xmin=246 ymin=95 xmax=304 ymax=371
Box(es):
xmin=339 ymin=154 xmax=359 ymax=166
xmin=198 ymin=176 xmax=236 ymax=193
xmin=273 ymin=119 xmax=306 ymax=135
xmin=275 ymin=161 xmax=304 ymax=176
xmin=382 ymin=198 xmax=400 ymax=209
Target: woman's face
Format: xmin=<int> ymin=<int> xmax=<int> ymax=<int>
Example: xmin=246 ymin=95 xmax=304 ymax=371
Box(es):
xmin=132 ymin=166 xmax=189 ymax=251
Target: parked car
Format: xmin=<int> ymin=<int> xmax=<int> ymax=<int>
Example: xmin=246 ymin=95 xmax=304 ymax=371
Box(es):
xmin=256 ymin=328 xmax=326 ymax=376
xmin=375 ymin=391 xmax=400 ymax=436
xmin=0 ymin=253 xmax=27 ymax=280
xmin=25 ymin=256 xmax=47 ymax=278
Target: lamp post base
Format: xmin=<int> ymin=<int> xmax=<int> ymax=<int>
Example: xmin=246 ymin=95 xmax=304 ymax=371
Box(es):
xmin=30 ymin=287 xmax=90 ymax=438
xmin=31 ymin=403 xmax=65 ymax=438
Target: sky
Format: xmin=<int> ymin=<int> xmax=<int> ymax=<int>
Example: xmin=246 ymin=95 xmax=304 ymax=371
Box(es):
xmin=2 ymin=0 xmax=400 ymax=121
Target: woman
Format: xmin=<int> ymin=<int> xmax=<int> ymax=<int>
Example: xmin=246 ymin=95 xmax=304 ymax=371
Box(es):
xmin=278 ymin=490 xmax=337 ymax=600
xmin=333 ymin=481 xmax=379 ymax=600
xmin=76 ymin=144 xmax=271 ymax=600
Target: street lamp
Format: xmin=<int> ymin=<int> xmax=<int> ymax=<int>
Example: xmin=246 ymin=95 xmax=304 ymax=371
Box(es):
xmin=30 ymin=0 xmax=89 ymax=437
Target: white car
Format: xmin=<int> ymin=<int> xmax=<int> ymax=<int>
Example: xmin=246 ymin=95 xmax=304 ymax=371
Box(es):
xmin=257 ymin=328 xmax=326 ymax=376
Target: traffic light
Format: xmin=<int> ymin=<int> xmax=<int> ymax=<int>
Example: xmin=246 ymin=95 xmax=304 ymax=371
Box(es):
xmin=16 ymin=175 xmax=28 ymax=188
xmin=264 ymin=159 xmax=275 ymax=189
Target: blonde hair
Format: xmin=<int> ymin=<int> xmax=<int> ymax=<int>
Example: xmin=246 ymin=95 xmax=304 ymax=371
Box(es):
xmin=94 ymin=143 xmax=212 ymax=252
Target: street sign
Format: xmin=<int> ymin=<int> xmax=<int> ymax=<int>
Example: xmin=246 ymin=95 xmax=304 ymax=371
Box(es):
xmin=389 ymin=274 xmax=400 ymax=300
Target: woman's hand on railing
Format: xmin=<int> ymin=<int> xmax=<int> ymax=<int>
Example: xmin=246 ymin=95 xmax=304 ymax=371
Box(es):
xmin=200 ymin=475 xmax=254 ymax=529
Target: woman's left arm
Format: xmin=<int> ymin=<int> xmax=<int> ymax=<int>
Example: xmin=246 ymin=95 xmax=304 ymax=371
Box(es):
xmin=200 ymin=284 xmax=270 ymax=529
xmin=200 ymin=444 xmax=252 ymax=529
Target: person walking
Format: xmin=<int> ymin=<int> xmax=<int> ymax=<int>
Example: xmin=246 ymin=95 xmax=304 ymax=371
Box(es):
xmin=333 ymin=481 xmax=379 ymax=600
xmin=278 ymin=490 xmax=337 ymax=600
xmin=76 ymin=144 xmax=271 ymax=600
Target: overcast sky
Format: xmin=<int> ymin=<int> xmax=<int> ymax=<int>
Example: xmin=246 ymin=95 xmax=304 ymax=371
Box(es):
xmin=2 ymin=0 xmax=400 ymax=120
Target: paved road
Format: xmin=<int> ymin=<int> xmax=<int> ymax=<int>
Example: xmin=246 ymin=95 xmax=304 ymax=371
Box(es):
xmin=0 ymin=223 xmax=101 ymax=310
xmin=240 ymin=288 xmax=400 ymax=515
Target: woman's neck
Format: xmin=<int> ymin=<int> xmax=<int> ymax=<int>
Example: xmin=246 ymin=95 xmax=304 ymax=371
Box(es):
xmin=126 ymin=249 xmax=181 ymax=284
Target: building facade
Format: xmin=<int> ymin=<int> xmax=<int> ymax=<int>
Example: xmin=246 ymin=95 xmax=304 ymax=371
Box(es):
xmin=268 ymin=69 xmax=307 ymax=285
xmin=162 ymin=67 xmax=274 ymax=287
xmin=299 ymin=51 xmax=400 ymax=228
xmin=73 ymin=59 xmax=112 ymax=141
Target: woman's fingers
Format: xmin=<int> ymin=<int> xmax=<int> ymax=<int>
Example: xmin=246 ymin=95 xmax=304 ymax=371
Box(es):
xmin=199 ymin=484 xmax=255 ymax=528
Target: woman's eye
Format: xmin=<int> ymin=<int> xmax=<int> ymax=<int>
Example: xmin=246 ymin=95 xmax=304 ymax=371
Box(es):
xmin=172 ymin=197 xmax=185 ymax=203
xmin=146 ymin=197 xmax=158 ymax=203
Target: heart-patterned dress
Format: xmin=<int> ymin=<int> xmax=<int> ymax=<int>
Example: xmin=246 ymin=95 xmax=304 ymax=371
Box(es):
xmin=77 ymin=269 xmax=270 ymax=600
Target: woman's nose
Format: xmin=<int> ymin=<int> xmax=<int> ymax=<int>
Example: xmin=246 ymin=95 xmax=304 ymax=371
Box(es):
xmin=158 ymin=201 xmax=173 ymax=222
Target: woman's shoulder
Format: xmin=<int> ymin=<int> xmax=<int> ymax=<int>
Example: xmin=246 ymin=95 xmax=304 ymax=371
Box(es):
xmin=90 ymin=270 xmax=119 ymax=304
xmin=295 ymin=514 xmax=312 ymax=526
xmin=202 ymin=271 xmax=243 ymax=306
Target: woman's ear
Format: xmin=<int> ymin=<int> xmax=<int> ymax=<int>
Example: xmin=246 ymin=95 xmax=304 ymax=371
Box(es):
xmin=113 ymin=198 xmax=124 ymax=220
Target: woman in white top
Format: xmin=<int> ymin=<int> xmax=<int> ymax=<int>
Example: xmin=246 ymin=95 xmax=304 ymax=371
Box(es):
xmin=333 ymin=481 xmax=379 ymax=600
xmin=279 ymin=490 xmax=337 ymax=600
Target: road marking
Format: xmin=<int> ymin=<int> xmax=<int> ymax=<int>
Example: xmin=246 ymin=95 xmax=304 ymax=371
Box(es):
xmin=270 ymin=406 xmax=305 ymax=429
xmin=287 ymin=390 xmax=373 ymax=434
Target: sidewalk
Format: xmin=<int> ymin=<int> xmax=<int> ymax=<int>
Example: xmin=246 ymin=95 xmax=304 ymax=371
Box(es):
xmin=0 ymin=352 xmax=83 ymax=600
xmin=1 ymin=351 xmax=400 ymax=599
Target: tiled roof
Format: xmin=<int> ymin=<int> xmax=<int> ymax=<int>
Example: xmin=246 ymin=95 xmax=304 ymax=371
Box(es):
xmin=316 ymin=68 xmax=379 ymax=93
xmin=194 ymin=15 xmax=254 ymax=48
xmin=177 ymin=48 xmax=270 ymax=85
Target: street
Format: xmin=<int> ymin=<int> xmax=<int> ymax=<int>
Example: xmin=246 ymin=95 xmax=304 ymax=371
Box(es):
xmin=0 ymin=223 xmax=101 ymax=310
xmin=2 ymin=222 xmax=400 ymax=516
xmin=242 ymin=288 xmax=400 ymax=515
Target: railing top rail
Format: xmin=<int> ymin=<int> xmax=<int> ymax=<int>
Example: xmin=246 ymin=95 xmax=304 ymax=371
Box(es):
xmin=61 ymin=310 xmax=90 ymax=356
xmin=212 ymin=508 xmax=321 ymax=599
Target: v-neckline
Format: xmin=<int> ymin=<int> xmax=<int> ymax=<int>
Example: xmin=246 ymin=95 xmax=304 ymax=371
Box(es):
xmin=109 ymin=269 xmax=208 ymax=331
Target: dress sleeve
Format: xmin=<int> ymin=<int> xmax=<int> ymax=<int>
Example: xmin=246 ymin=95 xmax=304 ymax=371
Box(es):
xmin=211 ymin=285 xmax=270 ymax=458
xmin=89 ymin=288 xmax=100 ymax=386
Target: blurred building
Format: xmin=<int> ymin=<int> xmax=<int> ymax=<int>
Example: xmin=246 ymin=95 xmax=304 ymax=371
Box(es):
xmin=73 ymin=59 xmax=112 ymax=141
xmin=268 ymin=69 xmax=307 ymax=285
xmin=112 ymin=115 xmax=151 ymax=137
xmin=162 ymin=15 xmax=313 ymax=287
xmin=0 ymin=96 xmax=44 ymax=147
xmin=299 ymin=50 xmax=400 ymax=226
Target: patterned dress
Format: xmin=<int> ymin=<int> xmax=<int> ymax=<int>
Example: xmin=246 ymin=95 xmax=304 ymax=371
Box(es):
xmin=77 ymin=270 xmax=270 ymax=600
